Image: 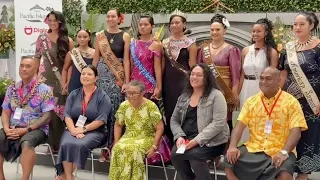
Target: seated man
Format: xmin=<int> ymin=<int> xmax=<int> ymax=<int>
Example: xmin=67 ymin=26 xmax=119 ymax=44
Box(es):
xmin=0 ymin=55 xmax=55 ymax=180
xmin=224 ymin=67 xmax=308 ymax=180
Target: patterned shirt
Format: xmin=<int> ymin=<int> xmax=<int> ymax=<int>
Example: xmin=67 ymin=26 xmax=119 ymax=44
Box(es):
xmin=239 ymin=89 xmax=308 ymax=156
xmin=1 ymin=78 xmax=55 ymax=135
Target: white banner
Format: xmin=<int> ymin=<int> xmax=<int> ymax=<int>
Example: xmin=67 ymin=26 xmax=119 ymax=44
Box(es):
xmin=14 ymin=0 xmax=62 ymax=80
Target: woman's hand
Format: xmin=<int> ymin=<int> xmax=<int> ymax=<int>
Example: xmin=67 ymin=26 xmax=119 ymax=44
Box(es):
xmin=176 ymin=137 xmax=185 ymax=148
xmin=316 ymin=103 xmax=320 ymax=116
xmin=121 ymin=83 xmax=128 ymax=93
xmin=76 ymin=133 xmax=85 ymax=139
xmin=146 ymin=146 xmax=156 ymax=158
xmin=70 ymin=127 xmax=84 ymax=136
xmin=185 ymin=139 xmax=198 ymax=150
xmin=151 ymin=87 xmax=161 ymax=100
xmin=62 ymin=83 xmax=69 ymax=94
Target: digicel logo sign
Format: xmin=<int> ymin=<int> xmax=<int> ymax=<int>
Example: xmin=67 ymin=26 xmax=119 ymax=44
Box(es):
xmin=24 ymin=26 xmax=48 ymax=35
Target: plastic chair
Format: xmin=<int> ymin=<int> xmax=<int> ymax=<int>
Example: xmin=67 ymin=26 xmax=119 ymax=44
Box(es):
xmin=145 ymin=151 xmax=168 ymax=180
xmin=16 ymin=143 xmax=56 ymax=180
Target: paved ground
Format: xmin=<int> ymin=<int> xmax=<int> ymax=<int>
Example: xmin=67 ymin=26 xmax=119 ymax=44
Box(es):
xmin=4 ymin=161 xmax=108 ymax=180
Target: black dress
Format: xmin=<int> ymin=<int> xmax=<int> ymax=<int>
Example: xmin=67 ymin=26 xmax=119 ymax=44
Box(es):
xmin=279 ymin=44 xmax=320 ymax=174
xmin=68 ymin=57 xmax=93 ymax=93
xmin=55 ymin=88 xmax=111 ymax=175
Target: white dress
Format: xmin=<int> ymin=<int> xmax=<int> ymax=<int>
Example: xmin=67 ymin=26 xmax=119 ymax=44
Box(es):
xmin=239 ymin=44 xmax=268 ymax=142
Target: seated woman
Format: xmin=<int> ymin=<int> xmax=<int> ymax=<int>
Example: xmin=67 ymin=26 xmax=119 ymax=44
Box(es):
xmin=108 ymin=80 xmax=164 ymax=180
xmin=170 ymin=63 xmax=229 ymax=180
xmin=55 ymin=65 xmax=111 ymax=180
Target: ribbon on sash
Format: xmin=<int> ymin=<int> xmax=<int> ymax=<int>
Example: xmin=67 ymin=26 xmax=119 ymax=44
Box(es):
xmin=96 ymin=31 xmax=125 ymax=87
xmin=40 ymin=34 xmax=63 ymax=92
xmin=162 ymin=38 xmax=190 ymax=76
xmin=202 ymin=44 xmax=237 ymax=110
xmin=130 ymin=41 xmax=156 ymax=87
xmin=70 ymin=48 xmax=88 ymax=73
xmin=286 ymin=41 xmax=320 ymax=114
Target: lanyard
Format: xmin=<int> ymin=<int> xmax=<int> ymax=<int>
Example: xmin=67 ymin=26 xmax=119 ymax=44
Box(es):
xmin=261 ymin=90 xmax=282 ymax=118
xmin=19 ymin=80 xmax=37 ymax=106
xmin=82 ymin=87 xmax=97 ymax=115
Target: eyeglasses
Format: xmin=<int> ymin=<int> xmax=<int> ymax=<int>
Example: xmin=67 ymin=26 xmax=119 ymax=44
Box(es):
xmin=125 ymin=91 xmax=141 ymax=97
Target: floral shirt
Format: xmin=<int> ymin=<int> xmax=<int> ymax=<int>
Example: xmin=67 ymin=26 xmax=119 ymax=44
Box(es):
xmin=1 ymin=78 xmax=55 ymax=135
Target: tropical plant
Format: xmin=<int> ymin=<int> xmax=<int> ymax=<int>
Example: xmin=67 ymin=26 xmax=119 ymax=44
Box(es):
xmin=272 ymin=17 xmax=295 ymax=53
xmin=0 ymin=74 xmax=13 ymax=96
xmin=0 ymin=26 xmax=15 ymax=54
xmin=62 ymin=0 xmax=83 ymax=40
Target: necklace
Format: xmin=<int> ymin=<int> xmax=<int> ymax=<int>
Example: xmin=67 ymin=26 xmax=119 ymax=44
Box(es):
xmin=211 ymin=41 xmax=225 ymax=49
xmin=78 ymin=47 xmax=91 ymax=58
xmin=11 ymin=80 xmax=42 ymax=107
xmin=295 ymin=36 xmax=317 ymax=51
xmin=108 ymin=33 xmax=117 ymax=44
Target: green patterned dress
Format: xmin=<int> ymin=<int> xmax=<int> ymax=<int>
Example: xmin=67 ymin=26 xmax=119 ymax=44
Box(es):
xmin=109 ymin=100 xmax=162 ymax=180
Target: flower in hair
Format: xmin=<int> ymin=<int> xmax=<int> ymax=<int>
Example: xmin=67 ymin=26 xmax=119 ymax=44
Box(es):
xmin=44 ymin=17 xmax=49 ymax=25
xmin=119 ymin=14 xmax=125 ymax=24
xmin=222 ymin=18 xmax=230 ymax=28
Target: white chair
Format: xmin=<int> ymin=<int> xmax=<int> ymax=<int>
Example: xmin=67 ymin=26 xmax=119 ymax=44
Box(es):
xmin=145 ymin=151 xmax=169 ymax=180
xmin=16 ymin=143 xmax=56 ymax=180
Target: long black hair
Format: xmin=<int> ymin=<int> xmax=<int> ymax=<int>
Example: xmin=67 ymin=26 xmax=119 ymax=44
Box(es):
xmin=211 ymin=14 xmax=227 ymax=29
xmin=252 ymin=18 xmax=276 ymax=64
xmin=297 ymin=12 xmax=319 ymax=31
xmin=76 ymin=29 xmax=92 ymax=48
xmin=47 ymin=11 xmax=69 ymax=64
xmin=184 ymin=63 xmax=220 ymax=97
xmin=137 ymin=15 xmax=154 ymax=39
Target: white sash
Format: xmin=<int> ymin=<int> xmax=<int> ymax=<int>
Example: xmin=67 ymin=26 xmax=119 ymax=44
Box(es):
xmin=70 ymin=48 xmax=88 ymax=73
xmin=286 ymin=41 xmax=320 ymax=114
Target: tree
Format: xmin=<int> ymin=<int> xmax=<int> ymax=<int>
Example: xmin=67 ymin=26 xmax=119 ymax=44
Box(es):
xmin=0 ymin=5 xmax=8 ymax=24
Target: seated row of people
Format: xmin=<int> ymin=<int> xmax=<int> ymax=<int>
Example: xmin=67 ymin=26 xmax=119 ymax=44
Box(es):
xmin=0 ymin=55 xmax=308 ymax=180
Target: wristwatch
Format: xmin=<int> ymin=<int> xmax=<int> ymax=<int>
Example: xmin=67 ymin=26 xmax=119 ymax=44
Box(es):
xmin=83 ymin=126 xmax=87 ymax=133
xmin=280 ymin=150 xmax=289 ymax=158
xmin=27 ymin=127 xmax=33 ymax=132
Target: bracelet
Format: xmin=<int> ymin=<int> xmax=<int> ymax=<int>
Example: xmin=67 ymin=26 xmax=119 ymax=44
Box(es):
xmin=152 ymin=145 xmax=158 ymax=150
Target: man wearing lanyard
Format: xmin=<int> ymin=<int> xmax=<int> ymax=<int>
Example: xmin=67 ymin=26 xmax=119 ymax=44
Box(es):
xmin=223 ymin=67 xmax=308 ymax=180
xmin=0 ymin=55 xmax=55 ymax=180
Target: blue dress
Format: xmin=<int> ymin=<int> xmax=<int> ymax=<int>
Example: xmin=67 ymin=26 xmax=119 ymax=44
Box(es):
xmin=68 ymin=57 xmax=93 ymax=93
xmin=55 ymin=88 xmax=111 ymax=175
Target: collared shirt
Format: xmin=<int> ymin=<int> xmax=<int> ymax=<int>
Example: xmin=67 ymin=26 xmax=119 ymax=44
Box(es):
xmin=1 ymin=78 xmax=55 ymax=135
xmin=238 ymin=89 xmax=308 ymax=157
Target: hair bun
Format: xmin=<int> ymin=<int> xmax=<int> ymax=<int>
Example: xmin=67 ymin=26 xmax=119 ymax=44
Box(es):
xmin=211 ymin=14 xmax=226 ymax=24
xmin=256 ymin=18 xmax=274 ymax=30
xmin=309 ymin=12 xmax=319 ymax=30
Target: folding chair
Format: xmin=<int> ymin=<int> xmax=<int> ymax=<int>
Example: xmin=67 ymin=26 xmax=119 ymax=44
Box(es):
xmin=16 ymin=143 xmax=56 ymax=180
xmin=145 ymin=151 xmax=168 ymax=180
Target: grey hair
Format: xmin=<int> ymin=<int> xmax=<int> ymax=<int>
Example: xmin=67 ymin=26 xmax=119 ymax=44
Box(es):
xmin=21 ymin=55 xmax=40 ymax=60
xmin=128 ymin=80 xmax=145 ymax=92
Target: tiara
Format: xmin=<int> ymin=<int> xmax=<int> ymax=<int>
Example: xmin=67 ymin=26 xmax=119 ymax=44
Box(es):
xmin=171 ymin=9 xmax=186 ymax=19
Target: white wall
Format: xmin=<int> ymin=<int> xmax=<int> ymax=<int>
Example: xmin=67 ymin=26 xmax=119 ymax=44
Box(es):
xmin=80 ymin=0 xmax=87 ymax=12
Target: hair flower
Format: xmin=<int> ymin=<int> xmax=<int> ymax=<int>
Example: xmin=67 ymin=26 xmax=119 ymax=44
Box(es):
xmin=44 ymin=17 xmax=49 ymax=25
xmin=222 ymin=18 xmax=230 ymax=28
xmin=119 ymin=14 xmax=125 ymax=24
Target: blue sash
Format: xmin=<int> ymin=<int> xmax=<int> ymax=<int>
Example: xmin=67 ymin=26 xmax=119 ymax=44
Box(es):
xmin=130 ymin=42 xmax=156 ymax=87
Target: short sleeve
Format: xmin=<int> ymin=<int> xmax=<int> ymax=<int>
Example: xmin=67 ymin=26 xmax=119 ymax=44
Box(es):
xmin=95 ymin=93 xmax=111 ymax=124
xmin=115 ymin=102 xmax=126 ymax=126
xmin=64 ymin=90 xmax=77 ymax=119
xmin=278 ymin=49 xmax=288 ymax=71
xmin=39 ymin=85 xmax=55 ymax=112
xmin=229 ymin=46 xmax=241 ymax=86
xmin=1 ymin=86 xmax=13 ymax=110
xmin=148 ymin=101 xmax=162 ymax=126
xmin=288 ymin=99 xmax=308 ymax=131
xmin=237 ymin=99 xmax=251 ymax=126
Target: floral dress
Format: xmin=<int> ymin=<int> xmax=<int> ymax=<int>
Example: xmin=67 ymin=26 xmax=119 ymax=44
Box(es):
xmin=108 ymin=100 xmax=162 ymax=180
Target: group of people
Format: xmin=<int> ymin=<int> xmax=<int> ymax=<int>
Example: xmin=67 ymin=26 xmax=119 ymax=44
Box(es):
xmin=0 ymin=7 xmax=318 ymax=180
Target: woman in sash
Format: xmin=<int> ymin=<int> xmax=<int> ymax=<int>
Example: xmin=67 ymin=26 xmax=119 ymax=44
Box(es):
xmin=279 ymin=12 xmax=320 ymax=180
xmin=162 ymin=9 xmax=198 ymax=144
xmin=35 ymin=11 xmax=74 ymax=153
xmin=201 ymin=14 xmax=241 ymax=132
xmin=93 ymin=8 xmax=131 ymax=160
xmin=130 ymin=16 xmax=162 ymax=105
xmin=238 ymin=18 xmax=278 ymax=143
xmin=62 ymin=29 xmax=95 ymax=93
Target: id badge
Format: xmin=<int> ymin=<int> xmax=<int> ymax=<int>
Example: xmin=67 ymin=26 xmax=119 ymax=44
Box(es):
xmin=75 ymin=115 xmax=87 ymax=128
xmin=13 ymin=108 xmax=23 ymax=120
xmin=264 ymin=120 xmax=273 ymax=134
xmin=176 ymin=145 xmax=186 ymax=154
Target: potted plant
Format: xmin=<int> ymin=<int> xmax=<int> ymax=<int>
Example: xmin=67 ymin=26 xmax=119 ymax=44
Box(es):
xmin=0 ymin=24 xmax=15 ymax=59
xmin=0 ymin=75 xmax=13 ymax=114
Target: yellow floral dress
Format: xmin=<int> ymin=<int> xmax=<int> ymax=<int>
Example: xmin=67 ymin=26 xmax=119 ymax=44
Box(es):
xmin=109 ymin=100 xmax=162 ymax=180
